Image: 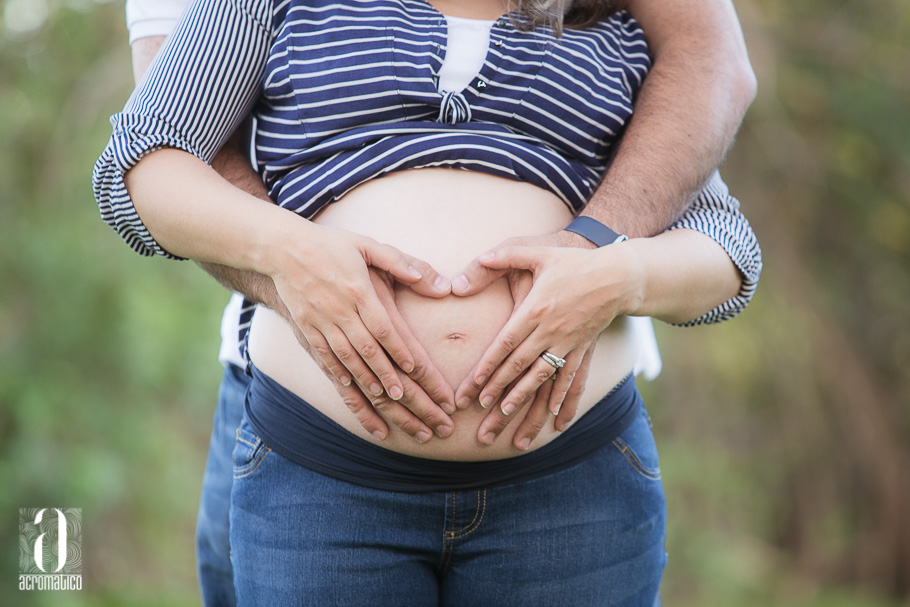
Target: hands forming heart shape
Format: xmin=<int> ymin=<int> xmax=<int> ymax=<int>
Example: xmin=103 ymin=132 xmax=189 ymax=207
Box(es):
xmin=280 ymin=227 xmax=636 ymax=453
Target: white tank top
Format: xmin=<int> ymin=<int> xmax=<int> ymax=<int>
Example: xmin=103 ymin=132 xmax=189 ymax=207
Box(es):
xmin=437 ymin=16 xmax=495 ymax=93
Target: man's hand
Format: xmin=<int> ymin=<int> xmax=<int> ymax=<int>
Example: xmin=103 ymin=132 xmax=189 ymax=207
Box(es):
xmin=452 ymin=233 xmax=638 ymax=448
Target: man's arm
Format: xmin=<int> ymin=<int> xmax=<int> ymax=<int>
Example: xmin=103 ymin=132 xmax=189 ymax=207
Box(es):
xmin=128 ymin=37 xmax=455 ymax=443
xmin=573 ymin=0 xmax=757 ymax=242
xmin=454 ymin=0 xmax=759 ymax=448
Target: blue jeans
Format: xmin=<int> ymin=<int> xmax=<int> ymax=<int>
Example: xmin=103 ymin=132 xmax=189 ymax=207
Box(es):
xmin=196 ymin=363 xmax=248 ymax=607
xmin=231 ymin=405 xmax=667 ymax=606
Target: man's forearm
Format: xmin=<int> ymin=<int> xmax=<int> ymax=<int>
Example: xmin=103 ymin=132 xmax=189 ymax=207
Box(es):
xmin=131 ymin=36 xmax=284 ymax=313
xmin=578 ymin=0 xmax=757 ymax=240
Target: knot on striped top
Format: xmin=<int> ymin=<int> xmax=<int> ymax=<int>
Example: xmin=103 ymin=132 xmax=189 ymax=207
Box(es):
xmin=437 ymin=91 xmax=472 ymax=124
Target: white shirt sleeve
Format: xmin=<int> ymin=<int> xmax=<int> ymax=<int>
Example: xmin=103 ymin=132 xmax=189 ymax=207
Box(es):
xmin=629 ymin=317 xmax=663 ymax=381
xmin=125 ymin=0 xmax=190 ymax=44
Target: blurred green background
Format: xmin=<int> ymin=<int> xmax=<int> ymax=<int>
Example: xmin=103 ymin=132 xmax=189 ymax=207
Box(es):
xmin=1 ymin=0 xmax=908 ymax=605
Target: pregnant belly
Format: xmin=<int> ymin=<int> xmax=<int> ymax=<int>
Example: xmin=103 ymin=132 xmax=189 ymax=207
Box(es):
xmin=248 ymin=169 xmax=638 ymax=460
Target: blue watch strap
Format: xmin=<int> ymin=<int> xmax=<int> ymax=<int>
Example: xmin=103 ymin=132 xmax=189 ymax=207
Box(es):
xmin=564 ymin=216 xmax=628 ymax=247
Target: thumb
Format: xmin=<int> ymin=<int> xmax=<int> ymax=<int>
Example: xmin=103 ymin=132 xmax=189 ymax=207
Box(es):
xmin=475 ymin=245 xmax=545 ymax=272
xmin=451 ymin=254 xmax=509 ymax=296
xmin=452 ymin=245 xmax=546 ymax=296
xmin=362 ymin=241 xmax=450 ymax=297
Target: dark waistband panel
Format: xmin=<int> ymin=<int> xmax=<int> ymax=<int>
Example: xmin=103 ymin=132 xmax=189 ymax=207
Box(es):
xmin=245 ymin=365 xmax=641 ymax=493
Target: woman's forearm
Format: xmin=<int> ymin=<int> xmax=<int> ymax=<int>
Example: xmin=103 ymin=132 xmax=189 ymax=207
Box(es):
xmin=123 ymin=148 xmax=304 ymax=274
xmin=621 ymin=229 xmax=742 ymax=324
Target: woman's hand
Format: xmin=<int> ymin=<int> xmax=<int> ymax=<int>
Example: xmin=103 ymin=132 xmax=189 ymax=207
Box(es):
xmin=451 ymin=237 xmax=643 ymax=448
xmin=284 ymin=268 xmax=455 ymax=443
xmin=360 ymin=268 xmax=455 ymax=441
xmin=265 ymin=220 xmax=456 ymax=436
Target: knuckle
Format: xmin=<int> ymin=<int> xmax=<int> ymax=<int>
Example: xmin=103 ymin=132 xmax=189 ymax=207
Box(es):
xmin=397 ymin=418 xmax=424 ymax=437
xmin=510 ymin=389 xmax=532 ymax=406
xmin=508 ymin=356 xmax=527 ymax=374
xmin=371 ymin=396 xmax=392 ymax=410
xmin=310 ymin=341 xmax=331 ymax=357
xmin=349 ymin=286 xmax=368 ymax=307
xmin=372 ymin=322 xmax=392 ymax=342
xmin=486 ymin=378 xmax=507 ymax=395
xmin=358 ymin=342 xmax=380 ymax=360
xmin=490 ymin=415 xmax=509 ymax=433
xmin=528 ymin=301 xmax=553 ymax=320
xmin=499 ymin=334 xmax=519 ymax=352
xmin=471 ymin=368 xmax=492 ymax=390
xmin=341 ymin=393 xmax=364 ymax=411
xmin=535 ymin=368 xmax=552 ymax=382
xmin=357 ymin=412 xmax=378 ymax=432
xmin=336 ymin=346 xmax=356 ymax=363
xmin=408 ymin=359 xmax=429 ymax=382
xmin=525 ymin=417 xmax=546 ymax=435
xmin=377 ymin=369 xmax=398 ymax=386
xmin=398 ymin=380 xmax=417 ymax=400
xmin=398 ymin=382 xmax=424 ymax=408
xmin=421 ymin=412 xmax=445 ymax=428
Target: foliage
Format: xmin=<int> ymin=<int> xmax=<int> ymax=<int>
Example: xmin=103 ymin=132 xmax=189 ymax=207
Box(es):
xmin=0 ymin=0 xmax=907 ymax=605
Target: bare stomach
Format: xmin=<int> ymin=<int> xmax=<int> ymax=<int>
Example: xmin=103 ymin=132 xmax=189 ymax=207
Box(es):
xmin=248 ymin=169 xmax=639 ymax=460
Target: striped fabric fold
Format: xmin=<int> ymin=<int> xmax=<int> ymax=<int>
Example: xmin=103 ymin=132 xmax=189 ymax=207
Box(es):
xmin=93 ymin=0 xmax=761 ymax=338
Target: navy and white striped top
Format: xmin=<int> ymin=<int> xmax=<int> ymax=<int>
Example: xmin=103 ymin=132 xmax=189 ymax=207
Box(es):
xmin=93 ymin=0 xmax=761 ymax=326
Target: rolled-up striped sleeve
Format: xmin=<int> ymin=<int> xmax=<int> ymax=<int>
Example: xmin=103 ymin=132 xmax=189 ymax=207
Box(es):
xmin=92 ymin=0 xmax=275 ymax=258
xmin=667 ymin=171 xmax=762 ymax=325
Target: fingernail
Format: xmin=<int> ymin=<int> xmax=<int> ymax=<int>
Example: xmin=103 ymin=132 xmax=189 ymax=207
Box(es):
xmin=456 ymin=396 xmax=472 ymax=409
xmin=501 ymin=402 xmax=515 ymax=416
xmin=452 ymin=275 xmax=469 ymax=294
xmin=372 ymin=430 xmax=386 ymax=441
xmin=552 ymin=403 xmax=561 ymax=416
xmin=442 ymin=402 xmax=456 ymax=415
xmin=480 ymin=395 xmax=494 ymax=409
xmin=340 ymin=375 xmax=352 ymax=387
xmin=416 ymin=430 xmax=432 ymax=443
xmin=401 ymin=360 xmax=415 ymax=374
xmin=436 ymin=425 xmax=453 ymax=438
xmin=517 ymin=438 xmax=531 ymax=451
xmin=407 ymin=265 xmax=423 ymax=280
xmin=475 ymin=374 xmax=487 ymax=385
xmin=370 ymin=383 xmax=383 ymax=397
xmin=480 ymin=432 xmax=495 ymax=445
xmin=434 ymin=275 xmax=450 ymax=291
xmin=389 ymin=385 xmax=403 ymax=400
xmin=479 ymin=251 xmax=495 ymax=262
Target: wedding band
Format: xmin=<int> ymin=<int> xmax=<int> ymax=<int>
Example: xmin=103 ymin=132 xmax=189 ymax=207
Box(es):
xmin=540 ymin=351 xmax=566 ymax=369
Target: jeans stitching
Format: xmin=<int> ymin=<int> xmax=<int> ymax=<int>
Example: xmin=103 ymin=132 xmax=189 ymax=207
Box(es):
xmin=611 ymin=438 xmax=661 ymax=480
xmin=437 ymin=493 xmax=456 ymax=574
xmin=449 ymin=490 xmax=486 ymax=540
xmin=235 ymin=429 xmax=259 ymax=449
xmin=233 ymin=446 xmax=272 ymax=479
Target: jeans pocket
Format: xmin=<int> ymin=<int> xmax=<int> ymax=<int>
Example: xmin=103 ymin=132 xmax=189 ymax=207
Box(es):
xmin=232 ymin=417 xmax=271 ymax=479
xmin=611 ymin=408 xmax=661 ymax=481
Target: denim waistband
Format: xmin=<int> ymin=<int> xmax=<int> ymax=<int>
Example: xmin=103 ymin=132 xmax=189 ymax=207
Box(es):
xmin=245 ymin=365 xmax=641 ymax=492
